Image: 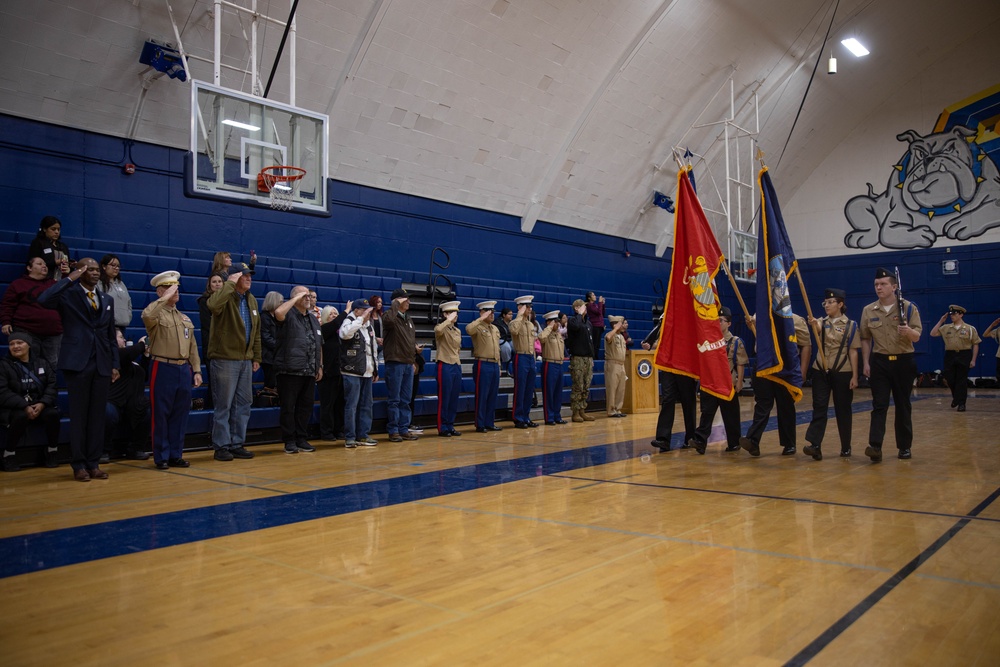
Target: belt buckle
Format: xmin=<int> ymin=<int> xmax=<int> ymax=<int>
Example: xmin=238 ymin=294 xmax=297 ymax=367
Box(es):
xmin=888 ymin=355 xmax=897 ymax=361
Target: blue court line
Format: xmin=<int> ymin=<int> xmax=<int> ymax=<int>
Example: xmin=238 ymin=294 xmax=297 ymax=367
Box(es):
xmin=0 ymin=392 xmax=939 ymax=580
xmin=784 ymin=485 xmax=1000 ymax=666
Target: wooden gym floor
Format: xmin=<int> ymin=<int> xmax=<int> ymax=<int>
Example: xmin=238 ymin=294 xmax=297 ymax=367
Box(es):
xmin=1 ymin=387 xmax=998 ymax=666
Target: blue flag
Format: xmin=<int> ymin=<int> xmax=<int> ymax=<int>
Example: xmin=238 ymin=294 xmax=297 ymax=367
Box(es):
xmin=754 ymin=168 xmax=802 ymax=401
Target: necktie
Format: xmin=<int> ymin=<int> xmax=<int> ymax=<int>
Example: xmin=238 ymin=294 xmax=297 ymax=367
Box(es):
xmin=87 ymin=291 xmax=98 ymax=311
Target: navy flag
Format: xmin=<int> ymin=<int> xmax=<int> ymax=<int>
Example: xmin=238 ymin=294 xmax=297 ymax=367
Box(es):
xmin=754 ymin=167 xmax=802 ymax=401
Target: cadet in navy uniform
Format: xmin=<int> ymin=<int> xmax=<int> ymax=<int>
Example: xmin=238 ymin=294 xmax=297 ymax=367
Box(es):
xmin=142 ymin=271 xmax=202 ymax=469
xmin=803 ymin=289 xmax=860 ymax=460
xmin=538 ymin=310 xmax=567 ymax=425
xmin=509 ymin=295 xmax=539 ymax=428
xmin=859 ymin=267 xmax=922 ymax=462
xmin=434 ymin=300 xmax=463 ymax=437
xmin=688 ymin=307 xmax=747 ymax=454
xmin=466 ymin=300 xmax=502 ymax=432
xmin=930 ymin=304 xmax=980 ymax=412
xmin=38 ymin=258 xmax=120 ymax=481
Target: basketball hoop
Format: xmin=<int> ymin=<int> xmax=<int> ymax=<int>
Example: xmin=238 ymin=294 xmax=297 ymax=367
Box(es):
xmin=257 ymin=165 xmax=306 ymax=211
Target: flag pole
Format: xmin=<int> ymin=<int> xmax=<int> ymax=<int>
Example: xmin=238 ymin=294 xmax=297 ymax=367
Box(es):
xmin=793 ymin=270 xmax=827 ymax=371
xmin=720 ymin=258 xmax=756 ymax=337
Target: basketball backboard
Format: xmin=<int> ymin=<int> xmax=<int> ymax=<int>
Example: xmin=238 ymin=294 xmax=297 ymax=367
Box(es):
xmin=187 ymin=81 xmax=329 ymax=214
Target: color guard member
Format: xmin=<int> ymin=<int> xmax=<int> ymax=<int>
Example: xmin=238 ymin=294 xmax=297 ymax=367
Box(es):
xmin=538 ymin=310 xmax=567 ymax=425
xmin=466 ymin=300 xmax=502 ymax=432
xmin=644 ymin=315 xmax=697 ymax=451
xmin=803 ymin=289 xmax=860 ymax=460
xmin=434 ymin=300 xmax=463 ymax=437
xmin=688 ymin=307 xmax=747 ymax=454
xmin=509 ymin=295 xmax=539 ymax=428
xmin=930 ymin=304 xmax=980 ymax=412
xmin=142 ymin=270 xmax=202 ymax=470
xmin=860 ymin=267 xmax=922 ymax=462
xmin=604 ymin=315 xmax=628 ymax=418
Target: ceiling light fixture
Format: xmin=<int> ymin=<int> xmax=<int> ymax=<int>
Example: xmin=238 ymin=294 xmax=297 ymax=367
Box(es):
xmin=841 ymin=38 xmax=869 ymax=57
xmin=221 ymin=119 xmax=260 ymax=132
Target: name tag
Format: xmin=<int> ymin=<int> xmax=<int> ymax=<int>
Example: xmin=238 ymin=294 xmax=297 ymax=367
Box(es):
xmin=184 ymin=329 xmax=189 ymax=339
xmin=252 ymin=310 xmax=258 ymax=316
xmin=38 ymin=367 xmax=45 ymax=375
xmin=316 ymin=330 xmax=321 ymax=335
xmin=43 ymin=248 xmax=52 ymax=254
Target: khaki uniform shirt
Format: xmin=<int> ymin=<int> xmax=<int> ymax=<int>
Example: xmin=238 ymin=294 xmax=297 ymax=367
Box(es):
xmin=989 ymin=329 xmax=1000 ymax=359
xmin=509 ymin=313 xmax=537 ymax=355
xmin=466 ymin=319 xmax=500 ymax=363
xmin=813 ymin=314 xmax=861 ymax=372
xmin=434 ymin=320 xmax=462 ymax=365
xmin=792 ymin=313 xmax=809 ymax=349
xmin=859 ymin=299 xmax=922 ymax=354
xmin=142 ymin=299 xmax=201 ymax=370
xmin=605 ymin=331 xmax=627 ymax=363
xmin=724 ymin=330 xmax=749 ymax=384
xmin=538 ymin=325 xmax=564 ymax=362
xmin=939 ymin=323 xmax=981 ymax=351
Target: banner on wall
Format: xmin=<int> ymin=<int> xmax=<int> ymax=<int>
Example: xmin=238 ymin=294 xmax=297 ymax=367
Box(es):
xmin=654 ymin=169 xmax=734 ymax=401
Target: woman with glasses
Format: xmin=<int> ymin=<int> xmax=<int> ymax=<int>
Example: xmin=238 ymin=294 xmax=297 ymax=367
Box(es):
xmin=97 ymin=254 xmax=132 ymax=332
xmin=930 ymin=305 xmax=981 ymax=412
xmin=803 ymin=288 xmax=860 ymax=460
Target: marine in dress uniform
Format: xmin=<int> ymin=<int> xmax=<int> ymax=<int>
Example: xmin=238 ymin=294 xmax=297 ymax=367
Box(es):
xmin=803 ymin=289 xmax=861 ymax=460
xmin=688 ymin=307 xmax=748 ymax=454
xmin=142 ymin=271 xmax=202 ymax=469
xmin=434 ymin=300 xmax=463 ymax=437
xmin=466 ymin=300 xmax=502 ymax=432
xmin=860 ymin=267 xmax=922 ymax=461
xmin=509 ymin=295 xmax=539 ymax=428
xmin=538 ymin=310 xmax=567 ymax=425
xmin=930 ymin=304 xmax=981 ymax=412
xmin=740 ymin=313 xmax=811 ymax=456
xmin=604 ymin=316 xmax=628 ymax=418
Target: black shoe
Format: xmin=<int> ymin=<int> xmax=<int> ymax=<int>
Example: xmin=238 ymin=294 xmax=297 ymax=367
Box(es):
xmin=214 ymin=449 xmax=234 ymax=461
xmin=490 ymin=426 xmax=503 ymax=431
xmin=951 ymin=400 xmax=958 ymax=408
xmin=840 ymin=448 xmax=852 ymax=457
xmin=231 ymin=446 xmax=254 ymax=459
xmin=898 ymin=449 xmax=911 ymax=459
xmin=514 ymin=422 xmax=528 ymax=429
xmin=803 ymin=444 xmax=822 ymax=461
xmin=555 ymin=419 xmax=567 ymax=424
xmin=284 ymin=444 xmax=299 ymax=454
xmin=44 ymin=447 xmax=60 ymax=468
xmin=545 ymin=421 xmax=556 ymax=426
xmin=650 ymin=439 xmax=670 ymax=452
xmin=679 ymin=440 xmax=692 ymax=449
xmin=99 ymin=452 xmax=111 ymax=465
xmin=688 ymin=438 xmax=706 ymax=455
xmin=957 ymin=404 xmax=966 ymax=412
xmin=739 ymin=437 xmax=760 ymax=457
xmin=128 ymin=449 xmax=150 ymax=461
xmin=155 ymin=461 xmax=170 ymax=470
xmin=450 ymin=430 xmax=462 ymax=437
xmin=2 ymin=456 xmax=20 ymax=472
xmin=526 ymin=421 xmax=539 ymax=428
xmin=168 ymin=457 xmax=190 ymax=468
xmin=781 ymin=445 xmax=796 ymax=456
xmin=724 ymin=445 xmax=740 ymax=452
xmin=297 ymin=442 xmax=316 ymax=452
xmin=438 ymin=430 xmax=452 ymax=437
xmin=864 ymin=445 xmax=883 ymax=463
xmin=475 ymin=427 xmax=487 ymax=433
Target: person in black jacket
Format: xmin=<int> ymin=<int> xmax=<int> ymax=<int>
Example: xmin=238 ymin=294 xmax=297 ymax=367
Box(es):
xmin=566 ymin=299 xmax=595 ymax=422
xmin=260 ymin=291 xmax=283 ymax=394
xmin=104 ymin=330 xmax=151 ymax=462
xmin=642 ymin=315 xmax=697 ymax=451
xmin=196 ymin=273 xmax=226 ymax=408
xmin=319 ymin=303 xmax=348 ymax=440
xmin=1 ymin=333 xmax=61 ymax=471
xmin=273 ymin=287 xmax=323 ymax=454
xmin=26 ymin=216 xmax=72 ymax=279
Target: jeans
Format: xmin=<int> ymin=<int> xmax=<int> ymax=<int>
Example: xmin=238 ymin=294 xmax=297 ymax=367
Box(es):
xmin=384 ymin=361 xmax=413 ymax=435
xmin=343 ymin=374 xmax=373 ymax=442
xmin=210 ymin=358 xmax=253 ymax=450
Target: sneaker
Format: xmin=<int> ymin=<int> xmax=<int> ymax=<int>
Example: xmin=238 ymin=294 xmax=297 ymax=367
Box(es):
xmin=408 ymin=427 xmax=424 ymax=435
xmin=284 ymin=444 xmax=299 ymax=454
xmin=214 ymin=449 xmax=234 ymax=461
xmin=296 ymin=442 xmax=316 ymax=452
xmin=44 ymin=447 xmax=60 ymax=468
xmin=99 ymin=452 xmax=111 ymax=464
xmin=231 ymin=446 xmax=255 ymax=459
xmin=360 ymin=438 xmax=378 ymax=447
xmin=389 ymin=434 xmax=403 ymax=442
xmin=345 ymin=440 xmax=357 ymax=449
xmin=2 ymin=455 xmax=20 ymax=472
xmin=400 ymin=433 xmax=419 ymax=441
xmin=128 ymin=449 xmax=150 ymax=461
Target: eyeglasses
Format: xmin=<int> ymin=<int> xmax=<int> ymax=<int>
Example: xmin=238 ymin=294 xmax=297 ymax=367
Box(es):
xmin=821 ymin=299 xmax=838 ymax=305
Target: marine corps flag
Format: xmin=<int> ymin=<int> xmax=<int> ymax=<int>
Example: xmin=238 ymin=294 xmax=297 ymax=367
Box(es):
xmin=655 ymin=168 xmax=734 ymax=401
xmin=755 ymin=167 xmax=803 ymax=401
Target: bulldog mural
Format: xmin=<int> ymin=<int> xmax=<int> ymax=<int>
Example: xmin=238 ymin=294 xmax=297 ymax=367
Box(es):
xmin=844 ymin=125 xmax=1000 ymax=249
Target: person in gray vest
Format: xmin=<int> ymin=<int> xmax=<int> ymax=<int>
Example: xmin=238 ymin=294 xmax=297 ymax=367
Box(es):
xmin=339 ymin=299 xmax=379 ymax=448
xmin=274 ymin=286 xmax=323 ymax=454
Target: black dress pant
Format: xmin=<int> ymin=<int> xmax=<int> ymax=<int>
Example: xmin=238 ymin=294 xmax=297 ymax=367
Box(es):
xmin=942 ymin=349 xmax=972 ymax=407
xmin=868 ymin=353 xmax=917 ymax=450
xmin=277 ymin=374 xmax=316 ymax=446
xmin=745 ymin=375 xmax=796 ymax=448
xmin=5 ymin=407 xmax=61 ymax=450
xmin=805 ymin=370 xmax=853 ymax=451
xmin=655 ymin=372 xmax=697 ymax=442
xmin=65 ymin=359 xmax=111 ymax=471
xmin=318 ymin=373 xmax=345 ymax=439
xmin=693 ymin=390 xmax=741 ymax=449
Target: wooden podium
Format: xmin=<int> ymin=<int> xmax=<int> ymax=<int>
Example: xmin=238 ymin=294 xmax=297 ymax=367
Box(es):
xmin=622 ymin=349 xmax=659 ymax=414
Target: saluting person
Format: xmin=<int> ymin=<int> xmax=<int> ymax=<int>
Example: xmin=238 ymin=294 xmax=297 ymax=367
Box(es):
xmin=509 ymin=295 xmax=538 ymax=428
xmin=434 ymin=300 xmax=463 ymax=437
xmin=466 ymin=300 xmax=502 ymax=432
xmin=538 ymin=310 xmax=567 ymax=425
xmin=930 ymin=305 xmax=980 ymax=412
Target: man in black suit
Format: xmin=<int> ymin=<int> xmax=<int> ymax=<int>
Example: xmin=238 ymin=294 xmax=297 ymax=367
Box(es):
xmin=39 ymin=257 xmax=120 ymax=481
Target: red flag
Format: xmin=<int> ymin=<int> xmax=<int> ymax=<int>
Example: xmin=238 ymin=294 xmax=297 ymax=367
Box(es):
xmin=654 ymin=169 xmax=734 ymax=400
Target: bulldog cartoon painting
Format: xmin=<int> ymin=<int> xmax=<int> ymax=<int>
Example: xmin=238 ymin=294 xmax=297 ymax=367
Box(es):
xmin=844 ymin=119 xmax=1000 ymax=250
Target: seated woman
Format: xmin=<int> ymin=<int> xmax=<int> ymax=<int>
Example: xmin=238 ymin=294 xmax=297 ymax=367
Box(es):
xmin=0 ymin=332 xmax=61 ymax=471
xmin=26 ymin=216 xmax=72 ymax=278
xmin=96 ymin=254 xmax=132 ymax=332
xmin=0 ymin=256 xmax=63 ymax=369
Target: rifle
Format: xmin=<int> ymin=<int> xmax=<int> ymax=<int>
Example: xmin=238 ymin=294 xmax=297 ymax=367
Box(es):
xmin=894 ymin=266 xmax=906 ymax=326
